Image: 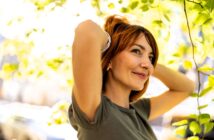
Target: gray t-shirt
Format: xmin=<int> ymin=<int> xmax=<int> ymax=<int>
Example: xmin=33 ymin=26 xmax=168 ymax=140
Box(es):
xmin=68 ymin=95 xmax=157 ymax=140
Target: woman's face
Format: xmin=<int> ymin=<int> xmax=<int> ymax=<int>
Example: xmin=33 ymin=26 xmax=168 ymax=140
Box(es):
xmin=108 ymin=34 xmax=154 ymax=91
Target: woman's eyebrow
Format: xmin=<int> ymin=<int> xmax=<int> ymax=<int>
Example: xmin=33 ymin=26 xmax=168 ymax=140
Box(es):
xmin=133 ymin=43 xmax=153 ymax=54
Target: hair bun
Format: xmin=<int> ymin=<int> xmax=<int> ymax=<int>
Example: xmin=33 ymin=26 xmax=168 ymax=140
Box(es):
xmin=104 ymin=15 xmax=129 ymax=35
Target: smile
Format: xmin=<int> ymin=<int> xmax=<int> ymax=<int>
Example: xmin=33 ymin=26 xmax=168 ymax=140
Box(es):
xmin=132 ymin=72 xmax=147 ymax=80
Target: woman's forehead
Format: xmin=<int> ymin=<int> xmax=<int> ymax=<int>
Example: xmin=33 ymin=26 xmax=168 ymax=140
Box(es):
xmin=130 ymin=34 xmax=153 ymax=53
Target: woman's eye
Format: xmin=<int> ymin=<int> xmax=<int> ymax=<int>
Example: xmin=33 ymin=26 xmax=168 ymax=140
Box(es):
xmin=149 ymin=56 xmax=154 ymax=63
xmin=131 ymin=49 xmax=141 ymax=55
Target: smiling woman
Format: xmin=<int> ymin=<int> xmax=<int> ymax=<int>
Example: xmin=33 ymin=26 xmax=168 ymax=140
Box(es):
xmin=105 ymin=34 xmax=156 ymax=99
xmin=69 ymin=15 xmax=195 ymax=140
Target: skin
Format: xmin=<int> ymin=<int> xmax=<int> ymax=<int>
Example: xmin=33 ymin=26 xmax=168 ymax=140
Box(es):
xmin=72 ymin=20 xmax=195 ymax=121
xmin=105 ymin=34 xmax=154 ymax=109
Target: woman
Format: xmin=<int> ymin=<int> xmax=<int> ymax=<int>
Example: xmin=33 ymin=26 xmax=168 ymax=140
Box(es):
xmin=69 ymin=15 xmax=195 ymax=140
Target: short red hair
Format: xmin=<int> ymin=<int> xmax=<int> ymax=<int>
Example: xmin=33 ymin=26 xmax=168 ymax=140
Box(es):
xmin=102 ymin=15 xmax=159 ymax=102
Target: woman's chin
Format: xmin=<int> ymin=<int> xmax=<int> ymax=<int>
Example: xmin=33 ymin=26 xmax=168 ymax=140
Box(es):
xmin=132 ymin=85 xmax=144 ymax=91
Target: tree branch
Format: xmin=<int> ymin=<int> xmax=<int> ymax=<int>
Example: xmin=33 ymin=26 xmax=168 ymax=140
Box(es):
xmin=187 ymin=0 xmax=203 ymax=8
xmin=183 ymin=0 xmax=202 ymax=115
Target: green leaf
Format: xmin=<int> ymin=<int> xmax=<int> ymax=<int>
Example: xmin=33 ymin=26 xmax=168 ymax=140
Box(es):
xmin=199 ymin=87 xmax=212 ymax=97
xmin=141 ymin=0 xmax=147 ymax=3
xmin=189 ymin=121 xmax=201 ymax=135
xmin=183 ymin=60 xmax=193 ymax=70
xmin=204 ymin=122 xmax=214 ymax=134
xmin=203 ymin=18 xmax=212 ymax=25
xmin=212 ymin=99 xmax=214 ymax=102
xmin=129 ymin=1 xmax=139 ymax=9
xmin=108 ymin=3 xmax=115 ymax=9
xmin=91 ymin=0 xmax=99 ymax=8
xmin=198 ymin=65 xmax=214 ymax=72
xmin=2 ymin=63 xmax=19 ymax=73
xmin=194 ymin=12 xmax=210 ymax=26
xmin=172 ymin=120 xmax=188 ymax=126
xmin=164 ymin=14 xmax=170 ymax=22
xmin=208 ymin=75 xmax=214 ymax=87
xmin=167 ymin=60 xmax=176 ymax=64
xmin=148 ymin=0 xmax=154 ymax=4
xmin=118 ymin=0 xmax=123 ymax=4
xmin=174 ymin=125 xmax=187 ymax=138
xmin=140 ymin=5 xmax=149 ymax=11
xmin=189 ymin=114 xmax=198 ymax=120
xmin=199 ymin=114 xmax=210 ymax=124
xmin=37 ymin=71 xmax=44 ymax=77
xmin=206 ymin=0 xmax=214 ymax=12
xmin=198 ymin=104 xmax=208 ymax=110
xmin=187 ymin=136 xmax=199 ymax=140
xmin=120 ymin=7 xmax=129 ymax=13
xmin=190 ymin=93 xmax=198 ymax=98
xmin=152 ymin=20 xmax=163 ymax=26
xmin=172 ymin=52 xmax=181 ymax=57
xmin=46 ymin=58 xmax=63 ymax=70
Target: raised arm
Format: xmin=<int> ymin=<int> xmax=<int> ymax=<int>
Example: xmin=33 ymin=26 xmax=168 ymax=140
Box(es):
xmin=72 ymin=20 xmax=108 ymax=121
xmin=149 ymin=64 xmax=195 ymax=120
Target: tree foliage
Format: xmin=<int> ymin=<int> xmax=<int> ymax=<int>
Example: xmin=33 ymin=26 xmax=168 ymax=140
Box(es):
xmin=0 ymin=0 xmax=213 ymax=137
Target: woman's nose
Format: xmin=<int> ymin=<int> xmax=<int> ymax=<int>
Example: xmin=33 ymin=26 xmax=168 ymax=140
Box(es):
xmin=140 ymin=57 xmax=152 ymax=69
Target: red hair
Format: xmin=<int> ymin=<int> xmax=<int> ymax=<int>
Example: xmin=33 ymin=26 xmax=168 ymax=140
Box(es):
xmin=102 ymin=15 xmax=159 ymax=102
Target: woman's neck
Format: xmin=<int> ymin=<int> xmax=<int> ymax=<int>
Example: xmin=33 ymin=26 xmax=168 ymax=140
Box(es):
xmin=104 ymin=77 xmax=131 ymax=109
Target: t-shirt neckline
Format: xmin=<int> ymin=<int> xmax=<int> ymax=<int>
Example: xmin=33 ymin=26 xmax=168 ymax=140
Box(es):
xmin=103 ymin=95 xmax=135 ymax=114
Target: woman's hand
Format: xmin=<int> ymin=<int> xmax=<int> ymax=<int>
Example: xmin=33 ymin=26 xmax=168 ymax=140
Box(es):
xmin=75 ymin=20 xmax=109 ymax=50
xmin=153 ymin=64 xmax=195 ymax=92
xmin=149 ymin=64 xmax=195 ymax=120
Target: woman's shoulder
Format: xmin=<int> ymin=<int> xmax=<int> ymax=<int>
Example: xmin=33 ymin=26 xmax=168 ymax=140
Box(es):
xmin=68 ymin=94 xmax=111 ymax=129
xmin=131 ymin=98 xmax=151 ymax=119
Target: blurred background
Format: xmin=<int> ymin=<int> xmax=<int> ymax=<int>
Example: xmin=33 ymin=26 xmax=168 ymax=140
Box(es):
xmin=0 ymin=0 xmax=213 ymax=139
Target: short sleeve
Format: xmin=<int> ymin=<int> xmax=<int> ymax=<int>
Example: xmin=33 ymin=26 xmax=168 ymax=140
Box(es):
xmin=68 ymin=93 xmax=107 ymax=130
xmin=131 ymin=98 xmax=151 ymax=119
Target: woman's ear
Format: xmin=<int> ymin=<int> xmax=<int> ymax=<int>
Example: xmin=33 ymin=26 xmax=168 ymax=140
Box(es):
xmin=107 ymin=61 xmax=112 ymax=71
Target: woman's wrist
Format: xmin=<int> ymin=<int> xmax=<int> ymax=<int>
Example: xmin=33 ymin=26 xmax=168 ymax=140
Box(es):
xmin=102 ymin=31 xmax=111 ymax=53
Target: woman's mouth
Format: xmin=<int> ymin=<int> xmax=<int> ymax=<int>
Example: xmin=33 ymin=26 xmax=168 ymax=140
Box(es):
xmin=132 ymin=72 xmax=147 ymax=80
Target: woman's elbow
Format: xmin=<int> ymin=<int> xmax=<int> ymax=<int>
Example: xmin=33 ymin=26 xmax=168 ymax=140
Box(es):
xmin=186 ymin=80 xmax=196 ymax=93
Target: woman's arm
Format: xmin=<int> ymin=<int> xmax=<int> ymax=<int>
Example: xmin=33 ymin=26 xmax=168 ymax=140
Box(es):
xmin=72 ymin=20 xmax=108 ymax=121
xmin=149 ymin=64 xmax=195 ymax=120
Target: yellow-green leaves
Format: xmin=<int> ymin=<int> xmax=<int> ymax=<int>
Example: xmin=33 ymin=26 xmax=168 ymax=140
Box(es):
xmin=183 ymin=60 xmax=193 ymax=70
xmin=189 ymin=121 xmax=201 ymax=135
xmin=48 ymin=101 xmax=70 ymax=125
xmin=108 ymin=3 xmax=115 ymax=9
xmin=118 ymin=0 xmax=123 ymax=4
xmin=2 ymin=63 xmax=18 ymax=73
xmin=187 ymin=136 xmax=199 ymax=140
xmin=174 ymin=125 xmax=187 ymax=138
xmin=32 ymin=0 xmax=67 ymax=10
xmin=141 ymin=0 xmax=147 ymax=2
xmin=0 ymin=63 xmax=19 ymax=79
xmin=129 ymin=1 xmax=139 ymax=10
xmin=208 ymin=75 xmax=214 ymax=87
xmin=189 ymin=114 xmax=198 ymax=120
xmin=199 ymin=86 xmax=212 ymax=97
xmin=198 ymin=64 xmax=214 ymax=72
xmin=206 ymin=0 xmax=214 ymax=12
xmin=199 ymin=114 xmax=211 ymax=124
xmin=46 ymin=58 xmax=64 ymax=71
xmin=140 ymin=5 xmax=149 ymax=11
xmin=172 ymin=119 xmax=188 ymax=126
xmin=173 ymin=120 xmax=188 ymax=138
xmin=197 ymin=104 xmax=208 ymax=110
xmin=188 ymin=114 xmax=213 ymax=137
xmin=204 ymin=122 xmax=214 ymax=134
xmin=120 ymin=7 xmax=129 ymax=13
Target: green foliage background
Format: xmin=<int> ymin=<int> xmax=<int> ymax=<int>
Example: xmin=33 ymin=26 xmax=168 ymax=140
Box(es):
xmin=0 ymin=0 xmax=213 ymax=139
